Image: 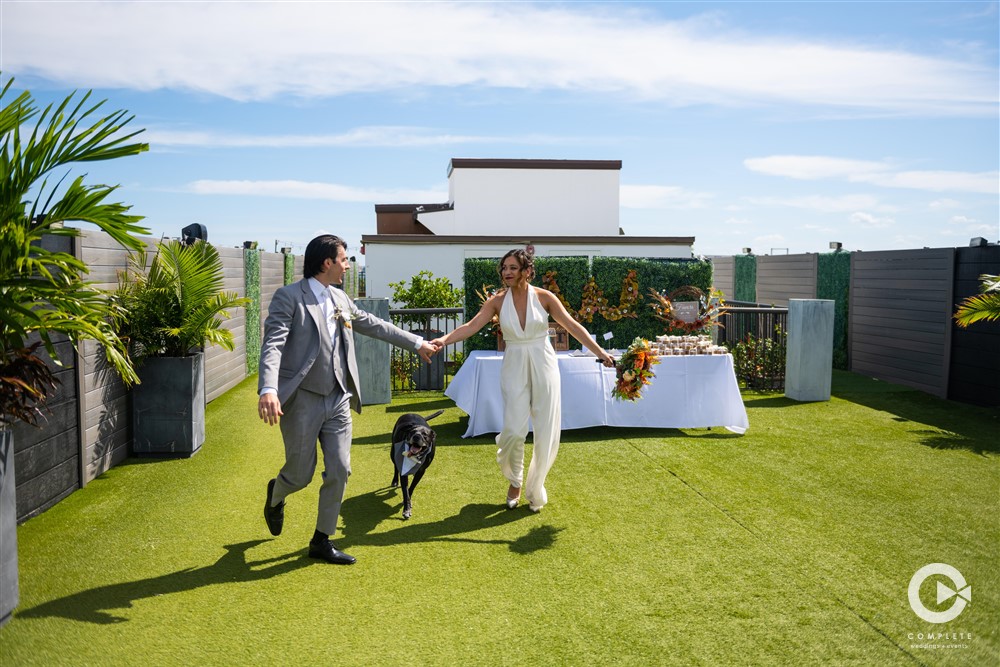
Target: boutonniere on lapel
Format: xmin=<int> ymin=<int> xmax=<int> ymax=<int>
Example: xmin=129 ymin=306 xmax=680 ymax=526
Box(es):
xmin=332 ymin=306 xmax=355 ymax=329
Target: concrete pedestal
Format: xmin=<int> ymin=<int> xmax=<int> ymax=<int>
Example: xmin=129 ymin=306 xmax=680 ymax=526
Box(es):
xmin=785 ymin=299 xmax=834 ymax=402
xmin=354 ymin=298 xmax=392 ymax=405
xmin=0 ymin=429 xmax=17 ymax=627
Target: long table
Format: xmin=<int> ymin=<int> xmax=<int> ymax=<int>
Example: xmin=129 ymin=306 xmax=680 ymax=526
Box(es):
xmin=444 ymin=350 xmax=749 ymax=438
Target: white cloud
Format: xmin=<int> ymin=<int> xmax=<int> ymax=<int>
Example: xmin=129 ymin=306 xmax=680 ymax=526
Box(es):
xmin=945 ymin=215 xmax=997 ymax=237
xmin=745 ymin=155 xmax=998 ymax=195
xmin=802 ymin=223 xmax=838 ymax=232
xmin=144 ymin=126 xmax=575 ymax=149
xmin=849 ymin=212 xmax=895 ymax=228
xmin=754 ymin=233 xmax=786 ymax=244
xmin=744 ymin=155 xmax=888 ymax=180
xmin=929 ymin=198 xmax=964 ymax=210
xmin=948 ymin=215 xmax=978 ymax=225
xmin=620 ymin=184 xmax=713 ymax=209
xmin=724 ymin=217 xmax=752 ymax=226
xmin=185 ymin=179 xmax=446 ymax=203
xmin=853 ymin=170 xmax=999 ymax=194
xmin=747 ymin=194 xmax=891 ymax=213
xmin=4 ymin=2 xmax=996 ymax=115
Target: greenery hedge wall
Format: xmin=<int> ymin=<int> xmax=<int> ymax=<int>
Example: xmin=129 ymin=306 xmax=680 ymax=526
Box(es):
xmin=283 ymin=251 xmax=295 ymax=285
xmin=734 ymin=254 xmax=757 ymax=303
xmin=816 ymin=251 xmax=850 ymax=369
xmin=462 ymin=256 xmax=712 ymax=353
xmin=244 ymin=248 xmax=262 ymax=375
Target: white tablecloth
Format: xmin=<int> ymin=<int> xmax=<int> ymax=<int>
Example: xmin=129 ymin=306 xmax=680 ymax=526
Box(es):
xmin=444 ymin=350 xmax=749 ymax=437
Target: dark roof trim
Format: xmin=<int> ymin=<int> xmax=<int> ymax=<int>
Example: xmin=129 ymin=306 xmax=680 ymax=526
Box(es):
xmin=374 ymin=202 xmax=453 ymax=213
xmin=361 ymin=234 xmax=694 ymax=245
xmin=447 ymin=159 xmax=622 ymax=177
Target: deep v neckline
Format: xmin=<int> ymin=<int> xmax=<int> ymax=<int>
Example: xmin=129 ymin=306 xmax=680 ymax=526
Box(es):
xmin=509 ymin=286 xmax=530 ymax=333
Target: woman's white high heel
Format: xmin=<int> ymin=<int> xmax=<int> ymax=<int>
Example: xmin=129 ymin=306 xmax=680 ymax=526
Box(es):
xmin=505 ymin=486 xmax=520 ymax=510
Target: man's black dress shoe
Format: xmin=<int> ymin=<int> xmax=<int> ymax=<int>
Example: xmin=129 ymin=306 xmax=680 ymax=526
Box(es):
xmin=264 ymin=479 xmax=284 ymax=536
xmin=308 ymin=539 xmax=356 ymax=565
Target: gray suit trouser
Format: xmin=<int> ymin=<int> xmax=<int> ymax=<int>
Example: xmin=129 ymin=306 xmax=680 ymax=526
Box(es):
xmin=272 ymin=385 xmax=352 ymax=536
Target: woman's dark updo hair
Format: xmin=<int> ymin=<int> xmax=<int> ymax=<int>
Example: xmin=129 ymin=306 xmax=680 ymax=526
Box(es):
xmin=498 ymin=248 xmax=535 ymax=283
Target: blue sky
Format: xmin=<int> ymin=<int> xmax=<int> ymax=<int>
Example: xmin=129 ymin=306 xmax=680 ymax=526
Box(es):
xmin=3 ymin=1 xmax=997 ymax=259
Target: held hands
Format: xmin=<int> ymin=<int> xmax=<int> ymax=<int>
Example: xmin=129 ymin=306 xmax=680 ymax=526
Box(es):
xmin=418 ymin=341 xmax=439 ymax=363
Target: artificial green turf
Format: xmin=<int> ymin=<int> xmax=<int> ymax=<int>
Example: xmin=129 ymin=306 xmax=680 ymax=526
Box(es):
xmin=1 ymin=371 xmax=997 ymax=666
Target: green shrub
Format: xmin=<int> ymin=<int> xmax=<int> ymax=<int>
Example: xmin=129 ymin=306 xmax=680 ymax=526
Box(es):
xmin=727 ymin=325 xmax=787 ymax=391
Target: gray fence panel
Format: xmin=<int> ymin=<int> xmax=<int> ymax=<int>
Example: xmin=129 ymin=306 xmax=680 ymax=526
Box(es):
xmin=756 ymin=254 xmax=818 ymax=306
xmin=710 ymin=256 xmax=735 ymax=302
xmin=205 ymin=246 xmax=248 ymax=402
xmin=78 ymin=231 xmax=156 ymax=482
xmin=849 ymin=248 xmax=954 ymax=398
xmin=948 ymin=245 xmax=1000 ymax=406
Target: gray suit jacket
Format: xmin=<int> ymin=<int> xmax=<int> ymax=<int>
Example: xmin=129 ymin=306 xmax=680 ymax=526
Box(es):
xmin=259 ymin=279 xmax=421 ymax=413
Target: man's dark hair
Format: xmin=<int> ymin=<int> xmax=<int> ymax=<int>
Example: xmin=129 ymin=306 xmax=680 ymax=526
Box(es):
xmin=303 ymin=235 xmax=348 ymax=278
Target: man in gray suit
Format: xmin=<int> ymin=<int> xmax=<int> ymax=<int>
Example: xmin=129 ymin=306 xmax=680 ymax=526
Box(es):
xmin=257 ymin=234 xmax=437 ymax=564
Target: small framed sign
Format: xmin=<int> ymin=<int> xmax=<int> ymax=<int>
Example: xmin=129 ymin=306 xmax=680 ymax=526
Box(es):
xmin=673 ymin=301 xmax=699 ymax=323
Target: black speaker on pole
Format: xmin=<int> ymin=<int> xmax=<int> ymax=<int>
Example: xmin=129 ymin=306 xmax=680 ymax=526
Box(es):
xmin=181 ymin=223 xmax=208 ymax=246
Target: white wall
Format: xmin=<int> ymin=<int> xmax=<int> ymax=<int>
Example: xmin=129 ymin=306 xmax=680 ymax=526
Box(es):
xmin=365 ymin=241 xmax=691 ymax=306
xmin=440 ymin=167 xmax=620 ymax=236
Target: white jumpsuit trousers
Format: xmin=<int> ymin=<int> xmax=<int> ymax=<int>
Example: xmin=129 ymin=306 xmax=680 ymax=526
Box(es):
xmin=496 ymin=286 xmax=561 ymax=510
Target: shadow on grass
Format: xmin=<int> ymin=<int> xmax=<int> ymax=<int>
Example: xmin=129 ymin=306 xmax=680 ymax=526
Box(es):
xmin=831 ymin=371 xmax=1000 ymax=455
xmin=384 ymin=397 xmax=455 ymax=413
xmin=340 ymin=491 xmax=562 ymax=555
xmin=16 ymin=540 xmax=311 ymax=625
xmin=351 ymin=416 xmax=469 ymax=447
xmin=741 ymin=394 xmax=798 ymax=409
xmin=561 ymin=426 xmax=744 ymax=444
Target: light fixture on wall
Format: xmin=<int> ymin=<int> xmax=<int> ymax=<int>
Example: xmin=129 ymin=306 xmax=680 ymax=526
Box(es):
xmin=829 ymin=241 xmax=843 ymax=251
xmin=969 ymin=237 xmax=988 ymax=247
xmin=741 ymin=247 xmax=752 ymax=254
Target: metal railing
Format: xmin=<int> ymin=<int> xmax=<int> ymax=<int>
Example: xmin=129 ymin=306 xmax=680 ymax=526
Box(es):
xmin=717 ymin=306 xmax=789 ymax=391
xmin=388 ymin=307 xmax=465 ymax=392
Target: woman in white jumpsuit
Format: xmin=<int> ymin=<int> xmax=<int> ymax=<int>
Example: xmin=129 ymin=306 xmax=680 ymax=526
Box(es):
xmin=432 ymin=249 xmax=615 ymax=512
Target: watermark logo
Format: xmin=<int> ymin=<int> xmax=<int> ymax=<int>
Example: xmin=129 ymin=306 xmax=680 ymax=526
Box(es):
xmin=908 ymin=563 xmax=971 ymax=624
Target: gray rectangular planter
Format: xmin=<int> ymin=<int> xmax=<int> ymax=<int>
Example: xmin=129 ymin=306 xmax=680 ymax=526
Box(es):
xmin=0 ymin=428 xmax=18 ymax=627
xmin=133 ymin=352 xmax=206 ymax=457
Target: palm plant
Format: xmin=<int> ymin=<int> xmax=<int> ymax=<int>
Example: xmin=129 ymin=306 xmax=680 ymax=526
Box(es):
xmin=954 ymin=274 xmax=1000 ymax=327
xmin=1 ymin=77 xmax=148 ymax=426
xmin=111 ymin=239 xmax=249 ymax=361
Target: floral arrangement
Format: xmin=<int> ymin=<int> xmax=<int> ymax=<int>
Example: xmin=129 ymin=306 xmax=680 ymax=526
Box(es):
xmin=603 ymin=269 xmax=641 ymax=321
xmin=576 ymin=276 xmax=609 ymax=323
xmin=541 ymin=270 xmax=573 ymax=311
xmin=648 ymin=286 xmax=726 ymax=334
xmin=541 ymin=270 xmax=642 ymax=323
xmin=611 ymin=337 xmax=660 ymax=402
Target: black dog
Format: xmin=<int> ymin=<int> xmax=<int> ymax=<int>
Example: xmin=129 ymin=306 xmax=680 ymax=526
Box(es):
xmin=390 ymin=410 xmax=443 ymax=520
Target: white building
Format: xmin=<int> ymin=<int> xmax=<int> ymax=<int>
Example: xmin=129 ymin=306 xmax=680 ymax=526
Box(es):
xmin=362 ymin=158 xmax=694 ymax=303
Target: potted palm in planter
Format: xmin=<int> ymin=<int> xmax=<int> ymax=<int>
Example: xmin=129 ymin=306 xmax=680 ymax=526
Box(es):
xmin=1 ymin=78 xmax=149 ymax=626
xmin=111 ymin=240 xmax=248 ymax=457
